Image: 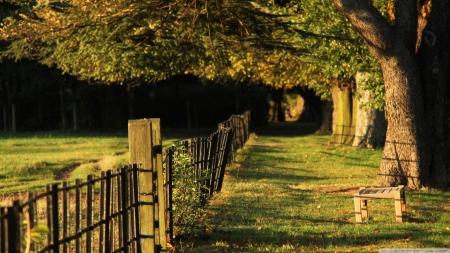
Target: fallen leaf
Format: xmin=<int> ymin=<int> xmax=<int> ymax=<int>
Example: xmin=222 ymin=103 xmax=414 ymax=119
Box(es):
xmin=167 ymin=243 xmax=175 ymax=252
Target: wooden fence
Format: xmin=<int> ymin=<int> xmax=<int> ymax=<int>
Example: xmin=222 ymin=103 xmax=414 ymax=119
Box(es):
xmin=0 ymin=110 xmax=251 ymax=253
xmin=0 ymin=165 xmax=146 ymax=253
xmin=164 ymin=110 xmax=251 ymax=244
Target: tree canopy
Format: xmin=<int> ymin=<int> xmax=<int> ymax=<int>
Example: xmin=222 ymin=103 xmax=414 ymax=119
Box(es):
xmin=1 ymin=0 xmax=385 ymax=103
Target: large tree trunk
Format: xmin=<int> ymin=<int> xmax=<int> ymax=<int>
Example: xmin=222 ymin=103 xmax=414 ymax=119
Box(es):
xmin=268 ymin=88 xmax=285 ymax=122
xmin=352 ymin=73 xmax=387 ymax=148
xmin=330 ymin=82 xmax=356 ymax=145
xmin=331 ymin=0 xmax=435 ymax=189
xmin=315 ymin=100 xmax=332 ymax=135
xmin=377 ymin=56 xmax=429 ymax=188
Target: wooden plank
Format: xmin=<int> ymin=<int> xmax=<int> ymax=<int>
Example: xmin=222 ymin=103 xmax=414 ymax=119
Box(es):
xmin=128 ymin=119 xmax=155 ymax=253
xmin=129 ymin=167 xmax=136 ymax=249
xmin=353 ymin=197 xmax=362 ymax=224
xmin=148 ymin=118 xmax=169 ymax=252
xmin=121 ymin=167 xmax=129 ymax=253
xmin=394 ymin=189 xmax=403 ymax=222
xmin=28 ymin=192 xmax=37 ymax=252
xmin=132 ymin=164 xmax=142 ymax=253
xmin=1 ymin=207 xmax=6 ymax=253
xmin=51 ymin=184 xmax=60 ymax=253
xmin=117 ymin=168 xmax=123 ymax=251
xmin=216 ymin=128 xmax=233 ymax=192
xmin=99 ymin=172 xmax=106 ymax=253
xmin=165 ymin=149 xmax=174 ymax=245
xmin=104 ymin=170 xmax=112 ymax=253
xmin=75 ymin=179 xmax=82 ymax=253
xmin=110 ymin=170 xmax=117 ymax=251
xmin=86 ymin=175 xmax=94 ymax=253
xmin=46 ymin=185 xmax=52 ymax=249
xmin=62 ymin=182 xmax=69 ymax=253
xmin=8 ymin=201 xmax=21 ymax=253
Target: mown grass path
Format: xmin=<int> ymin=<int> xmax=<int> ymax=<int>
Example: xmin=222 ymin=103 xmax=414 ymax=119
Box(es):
xmin=189 ymin=123 xmax=450 ymax=252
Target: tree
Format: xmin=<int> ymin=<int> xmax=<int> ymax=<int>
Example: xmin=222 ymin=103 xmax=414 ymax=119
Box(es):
xmin=330 ymin=0 xmax=450 ymax=189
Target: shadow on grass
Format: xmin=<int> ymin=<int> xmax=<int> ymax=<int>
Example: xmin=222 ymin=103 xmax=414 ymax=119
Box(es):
xmin=231 ymin=166 xmax=323 ymax=184
xmin=254 ymin=122 xmax=318 ymax=137
xmin=192 ymin=221 xmax=450 ymax=252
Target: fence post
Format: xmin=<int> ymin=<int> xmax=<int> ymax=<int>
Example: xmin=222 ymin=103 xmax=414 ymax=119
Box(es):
xmin=128 ymin=119 xmax=156 ymax=253
xmin=148 ymin=118 xmax=169 ymax=252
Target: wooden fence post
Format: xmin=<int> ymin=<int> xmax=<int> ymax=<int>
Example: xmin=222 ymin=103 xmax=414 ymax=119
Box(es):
xmin=148 ymin=118 xmax=169 ymax=252
xmin=128 ymin=119 xmax=155 ymax=253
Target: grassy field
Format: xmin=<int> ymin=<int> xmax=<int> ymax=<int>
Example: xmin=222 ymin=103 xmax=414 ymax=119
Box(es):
xmin=0 ymin=128 xmax=214 ymax=195
xmin=185 ymin=122 xmax=450 ymax=252
xmin=2 ymin=123 xmax=449 ymax=252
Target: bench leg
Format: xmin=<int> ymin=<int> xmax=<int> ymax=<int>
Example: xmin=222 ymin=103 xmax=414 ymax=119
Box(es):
xmin=401 ymin=192 xmax=406 ymax=217
xmin=354 ymin=196 xmax=362 ymax=223
xmin=395 ymin=191 xmax=403 ymax=222
xmin=361 ymin=200 xmax=368 ymax=219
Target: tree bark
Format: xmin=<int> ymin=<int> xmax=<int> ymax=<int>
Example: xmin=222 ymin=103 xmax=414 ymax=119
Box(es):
xmin=315 ymin=100 xmax=332 ymax=135
xmin=268 ymin=88 xmax=285 ymax=122
xmin=331 ymin=0 xmax=432 ymax=189
xmin=330 ymin=82 xmax=356 ymax=145
xmin=352 ymin=73 xmax=387 ymax=148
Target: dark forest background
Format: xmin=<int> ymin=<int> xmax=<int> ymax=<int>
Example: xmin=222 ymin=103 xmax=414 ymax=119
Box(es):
xmin=0 ymin=60 xmax=272 ymax=132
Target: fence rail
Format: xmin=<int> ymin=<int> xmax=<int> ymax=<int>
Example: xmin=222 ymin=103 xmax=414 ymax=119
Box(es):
xmin=0 ymin=110 xmax=252 ymax=253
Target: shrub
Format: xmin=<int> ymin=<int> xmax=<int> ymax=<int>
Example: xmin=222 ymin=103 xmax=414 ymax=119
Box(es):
xmin=170 ymin=145 xmax=208 ymax=238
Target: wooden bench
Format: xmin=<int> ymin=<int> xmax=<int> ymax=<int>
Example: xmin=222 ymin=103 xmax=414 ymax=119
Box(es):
xmin=353 ymin=185 xmax=406 ymax=223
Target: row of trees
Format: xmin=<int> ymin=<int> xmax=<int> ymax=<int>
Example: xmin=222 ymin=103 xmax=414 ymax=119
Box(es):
xmin=0 ymin=59 xmax=269 ymax=131
xmin=1 ymin=0 xmax=449 ymax=189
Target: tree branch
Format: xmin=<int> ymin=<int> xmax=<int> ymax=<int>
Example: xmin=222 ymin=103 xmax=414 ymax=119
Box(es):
xmin=329 ymin=0 xmax=395 ymax=58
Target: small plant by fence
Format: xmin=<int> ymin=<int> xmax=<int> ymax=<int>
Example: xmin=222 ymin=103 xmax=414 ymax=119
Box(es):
xmin=0 ymin=110 xmax=251 ymax=253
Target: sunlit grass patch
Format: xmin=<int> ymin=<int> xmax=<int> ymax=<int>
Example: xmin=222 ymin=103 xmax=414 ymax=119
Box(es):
xmin=189 ymin=122 xmax=450 ymax=252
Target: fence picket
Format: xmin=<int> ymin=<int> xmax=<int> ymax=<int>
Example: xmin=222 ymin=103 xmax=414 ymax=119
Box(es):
xmin=99 ymin=172 xmax=106 ymax=253
xmin=105 ymin=170 xmax=112 ymax=253
xmin=132 ymin=164 xmax=142 ymax=253
xmin=75 ymin=179 xmax=81 ymax=253
xmin=0 ymin=207 xmax=5 ymax=253
xmin=28 ymin=192 xmax=37 ymax=252
xmin=121 ymin=167 xmax=129 ymax=253
xmin=51 ymin=184 xmax=60 ymax=253
xmin=8 ymin=201 xmax=21 ymax=253
xmin=164 ymin=148 xmax=174 ymax=246
xmin=62 ymin=182 xmax=69 ymax=253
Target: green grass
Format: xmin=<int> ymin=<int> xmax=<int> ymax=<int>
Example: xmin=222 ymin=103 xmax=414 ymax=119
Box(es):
xmin=2 ymin=124 xmax=449 ymax=252
xmin=186 ymin=122 xmax=450 ymax=253
xmin=0 ymin=128 xmax=213 ymax=195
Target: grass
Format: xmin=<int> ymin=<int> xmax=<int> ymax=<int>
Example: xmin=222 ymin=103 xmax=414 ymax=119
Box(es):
xmin=184 ymin=122 xmax=450 ymax=252
xmin=2 ymin=123 xmax=449 ymax=252
xmin=0 ymin=128 xmax=214 ymax=196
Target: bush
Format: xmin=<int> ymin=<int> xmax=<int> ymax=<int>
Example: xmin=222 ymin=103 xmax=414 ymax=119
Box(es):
xmin=170 ymin=145 xmax=208 ymax=238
